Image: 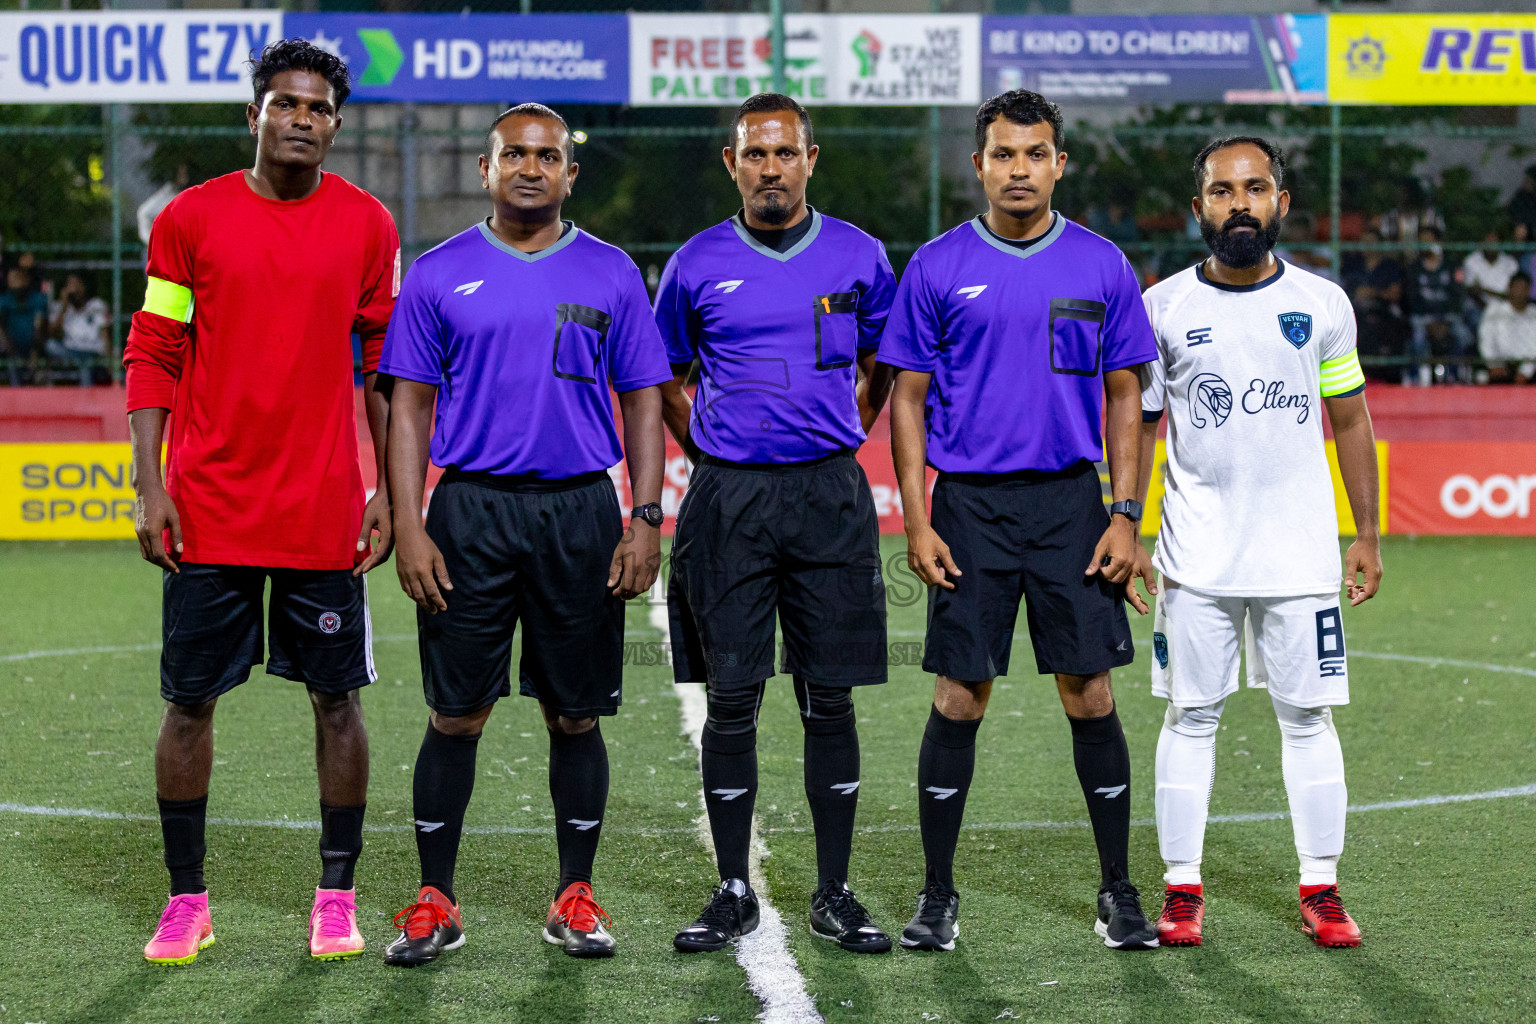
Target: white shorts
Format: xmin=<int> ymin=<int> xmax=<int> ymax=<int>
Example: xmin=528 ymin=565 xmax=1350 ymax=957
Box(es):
xmin=1150 ymin=577 xmax=1350 ymax=709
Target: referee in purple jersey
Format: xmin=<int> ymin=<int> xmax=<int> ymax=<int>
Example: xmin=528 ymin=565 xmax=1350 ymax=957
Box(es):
xmin=380 ymin=104 xmax=670 ymax=964
xmin=656 ymin=94 xmax=898 ymax=954
xmin=878 ymin=91 xmax=1161 ymax=952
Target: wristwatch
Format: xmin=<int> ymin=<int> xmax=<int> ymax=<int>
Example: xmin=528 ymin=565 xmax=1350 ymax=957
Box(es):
xmin=1109 ymin=499 xmax=1143 ymax=522
xmin=631 ymin=502 xmax=664 ymax=528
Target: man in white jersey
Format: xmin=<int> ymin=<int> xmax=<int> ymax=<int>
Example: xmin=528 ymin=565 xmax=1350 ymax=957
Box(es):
xmin=1133 ymin=136 xmax=1382 ymax=949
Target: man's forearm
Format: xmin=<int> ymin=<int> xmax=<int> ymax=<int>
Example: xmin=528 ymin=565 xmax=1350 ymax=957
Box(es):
xmin=1104 ymin=376 xmax=1142 ymax=504
xmin=387 ymin=389 xmax=435 ymax=535
xmin=620 ymin=387 xmax=665 ymax=508
xmin=890 ymin=373 xmax=931 ymax=532
xmin=363 ymin=372 xmax=390 ymax=500
xmin=1335 ymin=422 xmax=1380 ymax=538
xmin=128 ymin=407 xmax=169 ymax=494
xmin=1135 ymin=420 xmax=1159 ymax=506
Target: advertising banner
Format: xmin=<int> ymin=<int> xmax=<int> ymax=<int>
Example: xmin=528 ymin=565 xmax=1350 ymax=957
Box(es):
xmin=0 ymin=10 xmax=281 ymax=104
xmin=0 ymin=443 xmax=138 ymax=540
xmin=285 ymin=13 xmax=628 ymax=105
xmin=981 ymin=14 xmax=1326 ymax=105
xmin=1329 ymin=14 xmax=1536 ymax=106
xmin=1387 ymin=442 xmax=1536 ymax=536
xmin=630 ymin=13 xmax=979 ymax=107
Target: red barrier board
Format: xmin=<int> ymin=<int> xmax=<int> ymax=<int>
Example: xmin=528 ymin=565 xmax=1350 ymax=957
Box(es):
xmin=1388 ymin=442 xmax=1536 ymax=535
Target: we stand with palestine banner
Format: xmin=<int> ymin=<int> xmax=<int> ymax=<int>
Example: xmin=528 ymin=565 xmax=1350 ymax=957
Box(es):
xmin=3 ymin=10 xmax=1534 ymax=106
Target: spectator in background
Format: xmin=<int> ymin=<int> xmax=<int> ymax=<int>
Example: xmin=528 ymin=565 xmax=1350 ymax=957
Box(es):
xmin=1461 ymin=225 xmax=1520 ymax=332
xmin=137 ymin=164 xmax=190 ymax=249
xmin=1087 ymin=183 xmax=1140 ymax=248
xmin=1508 ymin=165 xmax=1536 ymax=242
xmin=1479 ymin=271 xmax=1536 ymax=384
xmin=1405 ymin=228 xmax=1471 ymax=382
xmin=1514 ymin=223 xmax=1536 ymax=280
xmin=0 ymin=266 xmax=48 ymax=385
xmin=1376 ymin=177 xmax=1444 ymax=246
xmin=50 ymin=274 xmax=109 ymax=387
xmin=1348 ymin=230 xmax=1411 ymax=383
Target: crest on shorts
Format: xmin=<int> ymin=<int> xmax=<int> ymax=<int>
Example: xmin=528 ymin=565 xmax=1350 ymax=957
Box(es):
xmin=1152 ymin=631 xmax=1169 ymax=669
xmin=1278 ymin=311 xmax=1312 ymax=349
xmin=318 ymin=611 xmax=342 ymax=634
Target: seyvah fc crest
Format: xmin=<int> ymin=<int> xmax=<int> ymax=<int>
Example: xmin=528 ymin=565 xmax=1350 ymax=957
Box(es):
xmin=1278 ymin=312 xmax=1313 ymax=349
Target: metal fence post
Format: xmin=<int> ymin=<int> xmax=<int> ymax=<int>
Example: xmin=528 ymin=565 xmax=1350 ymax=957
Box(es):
xmin=109 ymin=102 xmax=124 ymax=383
xmin=769 ymin=0 xmax=787 ymax=95
xmin=927 ymin=0 xmax=941 ymax=240
xmin=1329 ymin=104 xmax=1342 ymax=281
xmin=401 ymin=105 xmax=418 ymax=263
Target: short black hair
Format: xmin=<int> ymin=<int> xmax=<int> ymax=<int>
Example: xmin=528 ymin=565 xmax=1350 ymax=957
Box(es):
xmin=486 ymin=103 xmax=574 ymax=162
xmin=1193 ymin=135 xmax=1287 ymax=192
xmin=1512 ymin=270 xmax=1532 ymax=285
xmin=730 ymin=93 xmax=814 ymax=151
xmin=974 ymin=90 xmax=1064 ymax=155
xmin=249 ymin=38 xmax=351 ymax=109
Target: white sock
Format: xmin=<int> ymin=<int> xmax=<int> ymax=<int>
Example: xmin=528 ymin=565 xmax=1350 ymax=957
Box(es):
xmin=1273 ymin=695 xmax=1347 ymax=887
xmin=1154 ymin=700 xmax=1224 ymax=886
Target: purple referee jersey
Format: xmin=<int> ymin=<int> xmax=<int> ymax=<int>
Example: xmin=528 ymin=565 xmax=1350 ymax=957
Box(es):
xmin=654 ymin=209 xmax=897 ymax=463
xmin=878 ymin=214 xmax=1157 ymax=474
xmin=379 ymin=221 xmax=671 ymax=477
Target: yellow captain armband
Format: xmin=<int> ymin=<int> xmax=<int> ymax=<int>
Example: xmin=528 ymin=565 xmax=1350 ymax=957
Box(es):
xmin=1319 ymin=350 xmax=1365 ymax=397
xmin=142 ymin=277 xmax=194 ymax=323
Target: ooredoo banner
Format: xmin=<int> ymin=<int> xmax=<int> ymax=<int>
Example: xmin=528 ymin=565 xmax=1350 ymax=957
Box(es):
xmin=1388 ymin=442 xmax=1536 ymax=536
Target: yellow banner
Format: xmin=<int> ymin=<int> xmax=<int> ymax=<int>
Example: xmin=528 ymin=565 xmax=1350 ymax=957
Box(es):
xmin=0 ymin=443 xmax=138 ymax=540
xmin=1142 ymin=439 xmax=1389 ymax=538
xmin=1330 ymin=14 xmax=1536 ymax=105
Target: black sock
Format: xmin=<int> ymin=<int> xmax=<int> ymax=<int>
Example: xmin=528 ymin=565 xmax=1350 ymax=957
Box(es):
xmin=917 ymin=705 xmax=982 ymax=891
xmin=319 ymin=802 xmax=365 ymax=891
xmin=549 ymin=723 xmax=610 ymax=898
xmin=700 ymin=683 xmax=764 ymax=884
xmin=797 ymin=680 xmax=860 ymax=889
xmin=158 ymin=795 xmax=208 ymax=896
xmin=412 ymin=722 xmax=480 ymax=904
xmin=1068 ymin=705 xmax=1133 ymax=889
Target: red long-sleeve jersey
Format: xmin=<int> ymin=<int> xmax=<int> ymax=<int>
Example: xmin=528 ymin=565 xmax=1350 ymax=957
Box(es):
xmin=124 ymin=171 xmax=400 ymax=569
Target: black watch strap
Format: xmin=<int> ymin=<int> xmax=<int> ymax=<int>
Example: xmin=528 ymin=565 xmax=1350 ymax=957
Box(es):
xmin=1109 ymin=499 xmax=1143 ymax=522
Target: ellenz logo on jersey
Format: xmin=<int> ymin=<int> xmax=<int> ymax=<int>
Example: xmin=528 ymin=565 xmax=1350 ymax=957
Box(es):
xmin=1278 ymin=311 xmax=1313 ymax=349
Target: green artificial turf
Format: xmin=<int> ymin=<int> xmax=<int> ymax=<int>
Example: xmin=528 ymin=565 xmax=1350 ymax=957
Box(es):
xmin=1 ymin=536 xmax=1532 ymax=1023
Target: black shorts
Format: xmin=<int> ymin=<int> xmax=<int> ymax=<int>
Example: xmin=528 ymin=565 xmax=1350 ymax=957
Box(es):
xmin=419 ymin=469 xmax=625 ymax=719
xmin=667 ymin=451 xmax=887 ymax=690
xmin=160 ymin=563 xmax=374 ymax=706
xmin=923 ymin=460 xmax=1134 ymax=681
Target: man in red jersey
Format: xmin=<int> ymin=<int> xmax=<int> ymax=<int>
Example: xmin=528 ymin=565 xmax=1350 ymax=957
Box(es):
xmin=125 ymin=39 xmax=399 ymax=966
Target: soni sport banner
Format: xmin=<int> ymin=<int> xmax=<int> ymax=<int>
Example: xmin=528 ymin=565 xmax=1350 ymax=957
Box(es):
xmin=981 ymin=14 xmax=1327 ymax=105
xmin=285 ymin=13 xmax=628 ymax=105
xmin=0 ymin=10 xmax=281 ymax=104
xmin=629 ymin=13 xmax=980 ymax=107
xmin=1329 ymin=14 xmax=1536 ymax=106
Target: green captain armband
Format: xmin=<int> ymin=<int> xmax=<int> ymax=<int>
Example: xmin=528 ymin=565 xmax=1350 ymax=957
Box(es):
xmin=1319 ymin=350 xmax=1365 ymax=397
xmin=142 ymin=276 xmax=193 ymax=323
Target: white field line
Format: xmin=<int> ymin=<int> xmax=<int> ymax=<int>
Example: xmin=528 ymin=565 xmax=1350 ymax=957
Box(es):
xmin=648 ymin=592 xmax=822 ymax=1024
xmin=4 ymin=782 xmax=1533 ymax=838
xmin=8 ymin=634 xmax=1536 ymax=681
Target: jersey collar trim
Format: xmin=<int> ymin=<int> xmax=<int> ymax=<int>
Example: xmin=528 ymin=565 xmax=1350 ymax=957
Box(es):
xmin=968 ymin=211 xmax=1064 ymax=260
xmin=1196 ymin=258 xmax=1287 ymax=292
xmin=729 ymin=208 xmax=822 ymax=262
xmin=476 ymin=219 xmax=580 ymax=263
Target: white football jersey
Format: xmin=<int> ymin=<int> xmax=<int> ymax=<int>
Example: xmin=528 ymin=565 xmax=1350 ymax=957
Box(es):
xmin=1140 ymin=259 xmax=1366 ymax=596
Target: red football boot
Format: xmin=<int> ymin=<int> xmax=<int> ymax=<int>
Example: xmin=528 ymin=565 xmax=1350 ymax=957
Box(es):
xmin=1300 ymin=884 xmax=1361 ymax=948
xmin=1157 ymin=883 xmax=1205 ymax=947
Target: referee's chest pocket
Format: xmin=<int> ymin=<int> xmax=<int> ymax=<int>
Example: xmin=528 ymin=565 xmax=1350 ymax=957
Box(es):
xmin=552 ymin=303 xmax=612 ymax=384
xmin=1049 ymin=297 xmax=1106 ymax=376
xmin=813 ymin=292 xmax=859 ymax=370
